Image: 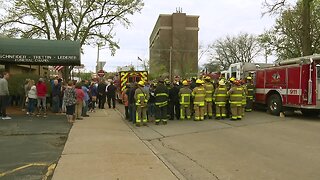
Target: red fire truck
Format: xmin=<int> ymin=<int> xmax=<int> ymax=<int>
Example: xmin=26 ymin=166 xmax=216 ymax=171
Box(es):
xmin=254 ymin=55 xmax=320 ymax=116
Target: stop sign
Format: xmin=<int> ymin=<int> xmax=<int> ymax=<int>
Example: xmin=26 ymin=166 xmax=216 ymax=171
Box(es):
xmin=97 ymin=69 xmax=105 ymax=77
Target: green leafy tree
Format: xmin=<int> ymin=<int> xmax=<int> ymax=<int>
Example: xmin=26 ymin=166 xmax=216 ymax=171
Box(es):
xmin=0 ymin=0 xmax=144 ymax=79
xmin=263 ymin=0 xmax=314 ymax=56
xmin=261 ymin=0 xmax=320 ymax=60
xmin=207 ymin=33 xmax=262 ymax=70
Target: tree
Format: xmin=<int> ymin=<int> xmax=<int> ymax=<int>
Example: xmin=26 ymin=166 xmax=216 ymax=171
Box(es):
xmin=263 ymin=0 xmax=314 ymax=56
xmin=260 ymin=0 xmax=320 ymax=60
xmin=0 ymin=0 xmax=144 ymax=80
xmin=207 ymin=33 xmax=262 ymax=70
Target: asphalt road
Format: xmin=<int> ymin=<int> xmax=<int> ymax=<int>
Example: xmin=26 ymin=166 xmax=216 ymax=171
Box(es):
xmin=0 ymin=114 xmax=71 ymax=180
xmin=118 ymin=106 xmax=320 ymax=180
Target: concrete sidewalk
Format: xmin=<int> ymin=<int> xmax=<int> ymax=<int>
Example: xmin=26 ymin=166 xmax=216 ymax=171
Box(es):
xmin=52 ymin=109 xmax=177 ymax=180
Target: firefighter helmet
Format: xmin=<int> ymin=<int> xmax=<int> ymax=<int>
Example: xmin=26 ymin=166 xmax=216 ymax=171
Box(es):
xmin=246 ymin=76 xmax=252 ymax=80
xmin=229 ymin=77 xmax=235 ymax=82
xmin=205 ymin=76 xmax=211 ymax=80
xmin=182 ymin=80 xmax=188 ymax=86
xmin=138 ymin=81 xmax=144 ymax=86
xmin=196 ymin=79 xmax=202 ymax=84
xmin=219 ymin=79 xmax=225 ymax=86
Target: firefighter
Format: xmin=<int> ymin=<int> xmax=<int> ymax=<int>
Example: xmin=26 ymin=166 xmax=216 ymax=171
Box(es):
xmin=179 ymin=80 xmax=192 ymax=120
xmin=225 ymin=77 xmax=235 ymax=118
xmin=228 ymin=80 xmax=244 ymax=120
xmin=134 ymin=81 xmax=149 ymax=127
xmin=192 ymin=79 xmax=206 ymax=121
xmin=245 ymin=76 xmax=254 ymax=112
xmin=214 ymin=79 xmax=228 ymax=119
xmin=203 ymin=76 xmax=214 ymax=119
xmin=165 ymin=79 xmax=174 ymax=120
xmin=154 ymin=78 xmax=169 ymax=125
xmin=241 ymin=79 xmax=248 ymax=116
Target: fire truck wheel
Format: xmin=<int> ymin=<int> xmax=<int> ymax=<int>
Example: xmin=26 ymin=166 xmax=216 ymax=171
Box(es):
xmin=267 ymin=94 xmax=282 ymax=116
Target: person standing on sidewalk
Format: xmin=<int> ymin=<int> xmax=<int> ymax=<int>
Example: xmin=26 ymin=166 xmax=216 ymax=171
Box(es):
xmin=127 ymin=83 xmax=137 ymax=123
xmin=51 ymin=79 xmax=61 ymax=113
xmin=134 ymin=81 xmax=149 ymax=127
xmin=97 ymin=80 xmax=107 ymax=109
xmin=36 ymin=78 xmax=48 ymax=117
xmin=107 ymin=81 xmax=117 ymax=109
xmin=89 ymin=81 xmax=98 ymax=112
xmin=81 ymin=80 xmax=90 ymax=117
xmin=0 ymin=72 xmax=11 ymax=120
xmin=27 ymin=80 xmax=37 ymax=116
xmin=64 ymin=81 xmax=77 ymax=123
xmin=75 ymin=83 xmax=85 ymax=120
xmin=122 ymin=85 xmax=130 ymax=120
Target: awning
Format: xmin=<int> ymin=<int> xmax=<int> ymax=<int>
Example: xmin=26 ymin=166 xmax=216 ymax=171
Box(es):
xmin=0 ymin=38 xmax=81 ymax=65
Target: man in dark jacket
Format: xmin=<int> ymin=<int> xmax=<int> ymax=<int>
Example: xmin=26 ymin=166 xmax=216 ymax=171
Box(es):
xmin=127 ymin=83 xmax=137 ymax=123
xmin=107 ymin=81 xmax=117 ymax=108
xmin=97 ymin=80 xmax=106 ymax=109
xmin=171 ymin=81 xmax=181 ymax=120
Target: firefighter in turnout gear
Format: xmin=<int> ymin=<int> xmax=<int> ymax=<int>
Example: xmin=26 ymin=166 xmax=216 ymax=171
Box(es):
xmin=154 ymin=78 xmax=169 ymax=125
xmin=245 ymin=76 xmax=254 ymax=112
xmin=192 ymin=79 xmax=206 ymax=121
xmin=228 ymin=80 xmax=244 ymax=120
xmin=241 ymin=79 xmax=248 ymax=116
xmin=179 ymin=80 xmax=192 ymax=120
xmin=203 ymin=76 xmax=214 ymax=119
xmin=134 ymin=81 xmax=149 ymax=127
xmin=214 ymin=79 xmax=228 ymax=119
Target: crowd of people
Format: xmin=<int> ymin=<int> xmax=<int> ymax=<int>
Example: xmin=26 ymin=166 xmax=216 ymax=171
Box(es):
xmin=0 ymin=71 xmax=254 ymax=126
xmin=122 ymin=76 xmax=255 ymax=127
xmin=0 ymin=72 xmax=119 ymax=123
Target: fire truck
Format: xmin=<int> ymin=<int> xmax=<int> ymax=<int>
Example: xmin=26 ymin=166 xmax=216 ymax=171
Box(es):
xmin=255 ymin=55 xmax=320 ymax=116
xmin=116 ymin=70 xmax=148 ymax=102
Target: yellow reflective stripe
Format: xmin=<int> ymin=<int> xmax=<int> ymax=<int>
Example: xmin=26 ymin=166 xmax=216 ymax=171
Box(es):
xmin=215 ymin=102 xmax=226 ymax=105
xmin=156 ymin=93 xmax=168 ymax=97
xmin=219 ymin=88 xmax=226 ymax=90
xmin=230 ymin=94 xmax=242 ymax=97
xmin=216 ymin=94 xmax=227 ymax=97
xmin=236 ymin=88 xmax=243 ymax=90
xmin=206 ymin=91 xmax=213 ymax=93
xmin=247 ymin=89 xmax=254 ymax=91
xmin=156 ymin=102 xmax=168 ymax=106
xmin=195 ymin=94 xmax=205 ymax=97
xmin=230 ymin=101 xmax=242 ymax=104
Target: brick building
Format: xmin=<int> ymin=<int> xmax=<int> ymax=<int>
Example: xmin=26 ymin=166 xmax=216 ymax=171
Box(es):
xmin=149 ymin=12 xmax=199 ymax=79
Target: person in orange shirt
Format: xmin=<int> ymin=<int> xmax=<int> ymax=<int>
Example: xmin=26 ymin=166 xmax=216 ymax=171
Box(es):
xmin=122 ymin=85 xmax=130 ymax=120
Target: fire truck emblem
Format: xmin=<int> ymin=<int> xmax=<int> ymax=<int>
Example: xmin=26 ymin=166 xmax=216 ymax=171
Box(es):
xmin=272 ymin=72 xmax=280 ymax=82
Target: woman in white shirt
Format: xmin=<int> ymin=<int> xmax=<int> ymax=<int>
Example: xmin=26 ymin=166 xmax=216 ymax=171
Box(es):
xmin=27 ymin=80 xmax=37 ymax=115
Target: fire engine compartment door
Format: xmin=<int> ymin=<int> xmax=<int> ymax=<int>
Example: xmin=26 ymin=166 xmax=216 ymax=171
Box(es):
xmin=317 ymin=64 xmax=320 ymax=101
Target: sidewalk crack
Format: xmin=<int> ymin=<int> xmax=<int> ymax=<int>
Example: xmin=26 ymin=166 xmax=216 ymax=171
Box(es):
xmin=159 ymin=139 xmax=220 ymax=180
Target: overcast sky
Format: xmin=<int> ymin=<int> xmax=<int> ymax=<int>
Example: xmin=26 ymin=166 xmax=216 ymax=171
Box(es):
xmin=81 ymin=0 xmax=279 ymax=72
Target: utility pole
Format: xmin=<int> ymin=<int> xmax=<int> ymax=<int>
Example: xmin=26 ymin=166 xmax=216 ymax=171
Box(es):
xmin=96 ymin=43 xmax=100 ymax=73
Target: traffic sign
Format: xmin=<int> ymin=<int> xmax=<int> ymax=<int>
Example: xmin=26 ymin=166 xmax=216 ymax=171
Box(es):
xmin=97 ymin=69 xmax=105 ymax=77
